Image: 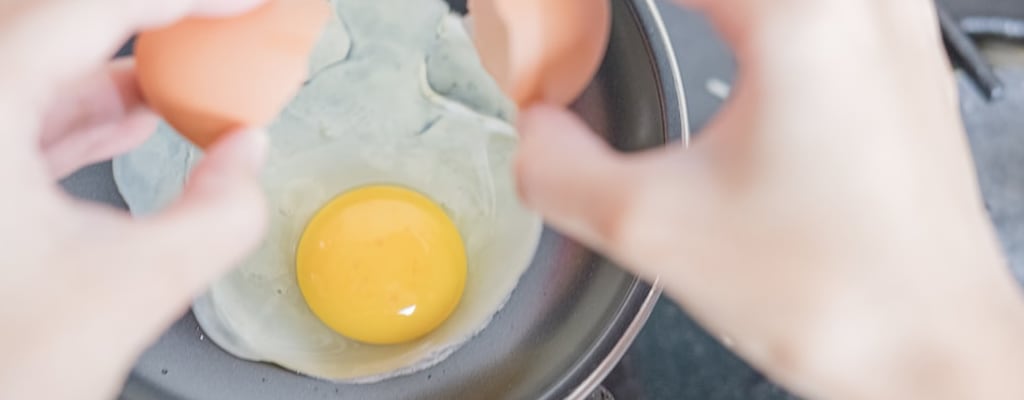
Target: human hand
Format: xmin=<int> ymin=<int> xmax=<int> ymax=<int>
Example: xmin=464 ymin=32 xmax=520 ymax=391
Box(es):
xmin=515 ymin=0 xmax=1024 ymax=398
xmin=0 ymin=1 xmax=269 ymax=398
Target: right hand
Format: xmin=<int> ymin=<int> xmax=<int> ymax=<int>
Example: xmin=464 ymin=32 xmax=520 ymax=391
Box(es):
xmin=515 ymin=0 xmax=1024 ymax=398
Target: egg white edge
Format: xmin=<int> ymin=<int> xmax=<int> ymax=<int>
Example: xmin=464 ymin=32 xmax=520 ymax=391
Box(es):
xmin=111 ymin=11 xmax=545 ymax=384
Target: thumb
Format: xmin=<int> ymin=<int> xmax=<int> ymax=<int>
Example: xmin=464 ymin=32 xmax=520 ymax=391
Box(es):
xmin=515 ymin=105 xmax=625 ymax=247
xmin=134 ymin=128 xmax=269 ymax=301
xmin=53 ymin=128 xmax=270 ymax=386
xmin=515 ymin=105 xmax=698 ymax=278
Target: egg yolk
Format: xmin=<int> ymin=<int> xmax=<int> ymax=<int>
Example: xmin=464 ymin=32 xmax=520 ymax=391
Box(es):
xmin=296 ymin=185 xmax=467 ymax=345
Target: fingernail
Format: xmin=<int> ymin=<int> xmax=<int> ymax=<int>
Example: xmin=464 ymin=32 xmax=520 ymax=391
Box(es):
xmin=516 ymin=106 xmax=541 ymax=141
xmin=513 ymin=155 xmax=534 ymax=208
xmin=516 ymin=103 xmax=564 ymax=140
xmin=222 ymin=128 xmax=269 ymax=173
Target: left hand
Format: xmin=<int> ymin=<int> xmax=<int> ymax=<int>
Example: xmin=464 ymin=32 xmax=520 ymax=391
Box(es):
xmin=513 ymin=0 xmax=1024 ymax=398
xmin=0 ymin=1 xmax=271 ymax=399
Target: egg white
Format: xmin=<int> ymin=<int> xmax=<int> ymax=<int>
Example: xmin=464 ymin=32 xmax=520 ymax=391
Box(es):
xmin=113 ymin=0 xmax=541 ymax=382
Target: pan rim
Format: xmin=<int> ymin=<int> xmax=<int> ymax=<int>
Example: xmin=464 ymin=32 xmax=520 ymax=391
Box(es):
xmin=559 ymin=0 xmax=689 ymax=398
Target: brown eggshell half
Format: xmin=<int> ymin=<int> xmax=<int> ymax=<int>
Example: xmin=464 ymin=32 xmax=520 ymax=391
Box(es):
xmin=468 ymin=0 xmax=611 ymax=107
xmin=135 ymin=0 xmax=330 ymax=148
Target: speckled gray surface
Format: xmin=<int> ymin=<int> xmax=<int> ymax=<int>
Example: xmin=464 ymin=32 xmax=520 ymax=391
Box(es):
xmin=604 ymin=1 xmax=1024 ymax=399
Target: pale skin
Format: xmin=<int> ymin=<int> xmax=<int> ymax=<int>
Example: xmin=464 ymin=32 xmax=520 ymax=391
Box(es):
xmin=1 ymin=0 xmax=1022 ymax=399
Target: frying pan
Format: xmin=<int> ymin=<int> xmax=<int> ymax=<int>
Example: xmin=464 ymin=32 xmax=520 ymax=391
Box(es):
xmin=61 ymin=0 xmax=688 ymax=398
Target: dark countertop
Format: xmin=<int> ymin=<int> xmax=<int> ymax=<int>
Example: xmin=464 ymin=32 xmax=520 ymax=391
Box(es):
xmin=604 ymin=1 xmax=1024 ymax=399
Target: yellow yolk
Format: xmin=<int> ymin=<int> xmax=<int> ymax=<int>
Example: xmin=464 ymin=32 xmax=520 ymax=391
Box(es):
xmin=296 ymin=185 xmax=467 ymax=345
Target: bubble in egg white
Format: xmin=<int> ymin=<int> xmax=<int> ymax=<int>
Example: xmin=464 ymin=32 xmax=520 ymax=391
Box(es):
xmin=113 ymin=0 xmax=539 ymax=383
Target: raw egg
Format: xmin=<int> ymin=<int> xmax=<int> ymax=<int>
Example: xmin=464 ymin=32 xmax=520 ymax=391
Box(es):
xmin=115 ymin=0 xmax=543 ymax=382
xmin=134 ymin=0 xmax=330 ymax=148
xmin=296 ymin=185 xmax=467 ymax=345
xmin=467 ymin=0 xmax=611 ymax=106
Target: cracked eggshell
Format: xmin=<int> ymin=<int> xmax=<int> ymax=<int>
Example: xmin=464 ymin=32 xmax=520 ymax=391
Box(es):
xmin=135 ymin=0 xmax=331 ymax=148
xmin=467 ymin=0 xmax=611 ymax=107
